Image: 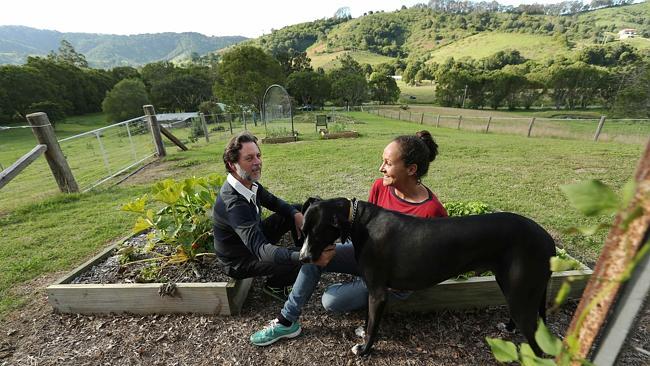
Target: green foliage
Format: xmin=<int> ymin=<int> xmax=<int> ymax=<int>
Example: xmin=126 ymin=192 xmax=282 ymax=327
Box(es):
xmin=213 ymin=45 xmax=284 ymax=113
xmin=443 ymin=201 xmax=492 ymax=217
xmin=121 ymin=175 xmax=225 ymax=265
xmin=286 ymin=71 xmax=331 ymax=107
xmin=266 ymin=126 xmax=293 ymax=138
xmin=612 ymin=60 xmax=650 ymax=118
xmin=47 ymin=40 xmax=88 ymax=68
xmin=149 ymin=66 xmax=214 ymax=112
xmin=369 ymin=73 xmax=400 ymax=104
xmin=560 ymin=179 xmax=621 ymax=217
xmin=101 ymin=78 xmax=150 ymax=123
xmin=26 ymin=100 xmax=66 ymax=126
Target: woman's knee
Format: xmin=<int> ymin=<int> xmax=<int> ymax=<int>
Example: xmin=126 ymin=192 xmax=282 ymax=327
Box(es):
xmin=321 ymin=281 xmax=367 ymax=313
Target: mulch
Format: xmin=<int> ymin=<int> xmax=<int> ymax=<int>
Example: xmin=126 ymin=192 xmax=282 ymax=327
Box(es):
xmin=1 ymin=233 xmax=648 ymax=365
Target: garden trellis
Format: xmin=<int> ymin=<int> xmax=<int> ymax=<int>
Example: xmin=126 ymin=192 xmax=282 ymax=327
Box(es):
xmin=262 ymin=84 xmax=295 ymax=139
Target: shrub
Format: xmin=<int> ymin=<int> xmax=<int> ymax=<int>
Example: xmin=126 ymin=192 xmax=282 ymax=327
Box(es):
xmin=26 ymin=101 xmax=67 ymax=127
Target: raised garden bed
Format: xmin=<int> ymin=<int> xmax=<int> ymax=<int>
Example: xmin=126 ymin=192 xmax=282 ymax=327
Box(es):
xmin=389 ymin=256 xmax=592 ymax=312
xmin=319 ymin=130 xmax=359 ymax=139
xmin=261 ymin=135 xmax=298 ymax=144
xmin=46 ymin=235 xmax=252 ymax=316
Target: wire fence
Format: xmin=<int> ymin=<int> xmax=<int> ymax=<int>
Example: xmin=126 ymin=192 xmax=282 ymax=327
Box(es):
xmin=0 ymin=124 xmax=61 ymax=213
xmin=57 ymin=116 xmax=157 ymax=192
xmin=368 ymin=108 xmax=650 ymax=144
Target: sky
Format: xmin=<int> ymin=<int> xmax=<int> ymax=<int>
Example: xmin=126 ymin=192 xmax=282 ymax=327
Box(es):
xmin=1 ymin=0 xmax=563 ymax=38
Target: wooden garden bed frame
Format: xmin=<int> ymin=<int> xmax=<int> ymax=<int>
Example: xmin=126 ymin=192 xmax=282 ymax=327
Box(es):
xmin=261 ymin=135 xmax=298 ymax=144
xmin=48 ymin=236 xmax=590 ymax=316
xmin=47 ymin=238 xmax=252 ymax=316
xmin=319 ymin=130 xmax=359 ymax=140
xmin=390 ymin=260 xmax=592 ymax=312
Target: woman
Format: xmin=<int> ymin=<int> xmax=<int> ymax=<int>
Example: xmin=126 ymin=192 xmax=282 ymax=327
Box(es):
xmin=321 ymin=130 xmax=447 ymax=313
xmin=250 ymin=130 xmax=447 ymax=346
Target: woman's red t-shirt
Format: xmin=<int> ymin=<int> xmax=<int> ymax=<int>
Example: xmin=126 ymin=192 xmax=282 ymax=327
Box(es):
xmin=367 ymin=178 xmax=447 ymax=218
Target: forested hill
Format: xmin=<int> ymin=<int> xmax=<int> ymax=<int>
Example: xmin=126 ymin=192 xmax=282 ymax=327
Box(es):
xmin=0 ymin=26 xmax=247 ymax=68
xmin=248 ymin=1 xmax=650 ymax=69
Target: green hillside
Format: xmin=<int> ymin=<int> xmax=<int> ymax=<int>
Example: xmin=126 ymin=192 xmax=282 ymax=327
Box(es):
xmin=426 ymin=32 xmax=571 ymax=64
xmin=0 ymin=26 xmax=247 ymax=68
xmin=252 ymin=2 xmax=649 ymax=69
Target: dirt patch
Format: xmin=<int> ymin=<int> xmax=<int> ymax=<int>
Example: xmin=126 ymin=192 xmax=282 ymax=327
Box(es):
xmin=1 ymin=269 xmax=648 ymax=366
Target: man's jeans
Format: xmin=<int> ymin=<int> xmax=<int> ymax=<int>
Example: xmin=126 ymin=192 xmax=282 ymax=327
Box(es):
xmin=281 ymin=240 xmax=363 ymax=323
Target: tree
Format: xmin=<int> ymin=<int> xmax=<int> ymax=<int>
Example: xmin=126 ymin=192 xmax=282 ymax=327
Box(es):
xmin=369 ymin=73 xmax=400 ymax=104
xmin=213 ymin=45 xmax=284 ymax=113
xmin=48 ymin=40 xmax=88 ymax=68
xmin=330 ymin=73 xmax=368 ymax=108
xmin=403 ymin=60 xmax=423 ymax=86
xmin=273 ymin=47 xmax=313 ymax=76
xmin=612 ymin=61 xmax=650 ymax=117
xmin=286 ymin=71 xmax=331 ymax=107
xmin=111 ymin=66 xmax=140 ymax=83
xmin=0 ymin=64 xmax=57 ymax=119
xmin=102 ymin=78 xmax=150 ymax=123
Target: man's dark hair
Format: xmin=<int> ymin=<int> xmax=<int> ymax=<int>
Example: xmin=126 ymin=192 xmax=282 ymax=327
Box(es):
xmin=223 ymin=131 xmax=259 ymax=173
xmin=392 ymin=130 xmax=439 ymax=179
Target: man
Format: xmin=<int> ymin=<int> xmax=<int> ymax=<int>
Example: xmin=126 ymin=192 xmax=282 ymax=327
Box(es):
xmin=212 ymin=131 xmax=304 ymax=301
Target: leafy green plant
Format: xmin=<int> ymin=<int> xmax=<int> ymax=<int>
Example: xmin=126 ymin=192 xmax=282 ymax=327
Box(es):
xmin=443 ymin=201 xmax=492 ymax=216
xmin=329 ymin=122 xmax=349 ymax=133
xmin=266 ymin=126 xmax=293 ymax=138
xmin=486 ymin=178 xmax=649 ymax=365
xmin=120 ymin=174 xmax=225 ymax=266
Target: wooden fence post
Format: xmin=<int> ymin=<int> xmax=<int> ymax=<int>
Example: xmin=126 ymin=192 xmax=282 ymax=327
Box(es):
xmin=26 ymin=112 xmax=79 ymax=193
xmin=143 ymin=105 xmax=166 ymax=158
xmin=420 ymin=113 xmax=424 ymax=125
xmin=409 ymin=111 xmax=412 ymax=122
xmin=436 ymin=115 xmax=441 ymax=128
xmin=594 ymin=116 xmax=606 ymax=142
xmin=527 ymin=117 xmax=536 ymax=138
xmin=398 ymin=110 xmax=401 ymax=120
xmin=485 ymin=116 xmax=492 ymax=133
xmin=199 ymin=113 xmax=209 ymax=143
xmin=457 ymin=115 xmax=462 ymax=130
xmin=564 ymin=140 xmax=650 ymax=364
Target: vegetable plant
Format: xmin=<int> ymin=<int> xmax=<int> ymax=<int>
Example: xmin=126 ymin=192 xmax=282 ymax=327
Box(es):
xmin=120 ymin=174 xmax=225 ymax=267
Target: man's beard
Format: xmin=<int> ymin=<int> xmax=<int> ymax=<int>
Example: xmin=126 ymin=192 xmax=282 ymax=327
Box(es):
xmin=235 ymin=163 xmax=260 ymax=183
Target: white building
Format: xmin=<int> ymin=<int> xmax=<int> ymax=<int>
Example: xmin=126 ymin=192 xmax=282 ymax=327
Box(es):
xmin=618 ymin=28 xmax=637 ymax=39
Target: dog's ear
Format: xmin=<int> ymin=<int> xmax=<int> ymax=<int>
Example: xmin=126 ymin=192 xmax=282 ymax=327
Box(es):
xmin=302 ymin=196 xmax=321 ymax=213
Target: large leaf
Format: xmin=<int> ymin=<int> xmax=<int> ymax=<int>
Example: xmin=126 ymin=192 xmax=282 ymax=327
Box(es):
xmin=485 ymin=337 xmax=518 ymax=362
xmin=520 ymin=343 xmax=556 ymax=366
xmin=560 ymin=179 xmax=619 ymax=216
xmin=121 ymin=195 xmax=147 ymax=213
xmin=133 ymin=217 xmax=152 ymax=233
xmin=535 ymin=320 xmax=562 ymax=356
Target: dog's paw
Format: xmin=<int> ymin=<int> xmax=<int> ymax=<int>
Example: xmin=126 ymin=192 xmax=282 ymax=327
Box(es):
xmin=354 ymin=326 xmax=366 ymax=338
xmin=351 ymin=344 xmax=364 ymax=355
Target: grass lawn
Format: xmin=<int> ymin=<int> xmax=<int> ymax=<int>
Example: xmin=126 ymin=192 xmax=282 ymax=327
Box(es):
xmin=426 ymin=32 xmax=571 ymax=65
xmin=0 ymin=110 xmax=644 ymax=319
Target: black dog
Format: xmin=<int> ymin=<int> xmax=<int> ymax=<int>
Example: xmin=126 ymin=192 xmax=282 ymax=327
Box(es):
xmin=299 ymin=198 xmax=556 ymax=356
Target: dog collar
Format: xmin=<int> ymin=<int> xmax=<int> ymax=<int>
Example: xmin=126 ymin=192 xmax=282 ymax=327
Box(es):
xmin=349 ymin=198 xmax=358 ymax=224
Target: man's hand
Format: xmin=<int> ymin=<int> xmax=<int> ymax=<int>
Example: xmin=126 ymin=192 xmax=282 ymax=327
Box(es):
xmin=294 ymin=212 xmax=304 ymax=239
xmin=313 ymin=244 xmax=336 ymax=267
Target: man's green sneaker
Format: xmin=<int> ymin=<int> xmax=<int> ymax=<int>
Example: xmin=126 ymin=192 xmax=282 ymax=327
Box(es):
xmin=250 ymin=319 xmax=302 ymax=346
